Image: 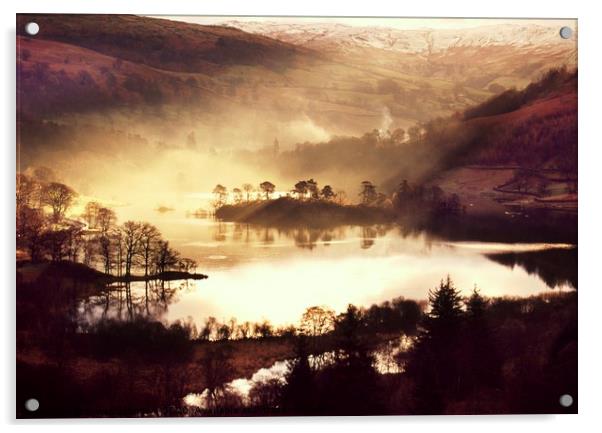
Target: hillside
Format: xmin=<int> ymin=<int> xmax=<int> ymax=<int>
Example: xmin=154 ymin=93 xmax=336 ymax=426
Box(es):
xmin=423 ymin=68 xmax=577 ymax=215
xmin=17 ymin=15 xmax=576 ymax=145
xmin=17 ymin=14 xmax=313 ymax=74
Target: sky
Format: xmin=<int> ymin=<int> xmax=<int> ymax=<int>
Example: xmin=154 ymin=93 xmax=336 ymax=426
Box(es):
xmin=159 ymin=16 xmax=576 ymax=31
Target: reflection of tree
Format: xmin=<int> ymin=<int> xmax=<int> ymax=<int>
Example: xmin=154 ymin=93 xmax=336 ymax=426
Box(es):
xmin=232 ymin=223 xmax=243 ymax=242
xmin=361 ymin=226 xmax=377 ymax=249
xmin=261 ymin=227 xmax=275 ymax=245
xmin=486 ymin=248 xmax=577 ymax=289
xmin=212 ymin=221 xmax=227 ymax=242
xmin=79 ymin=278 xmax=183 ymax=325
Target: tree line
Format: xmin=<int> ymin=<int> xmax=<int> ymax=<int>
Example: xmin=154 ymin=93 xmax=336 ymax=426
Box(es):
xmin=16 ymin=169 xmax=196 ymax=278
xmin=197 ymin=277 xmax=575 ymax=415
xmin=213 ymin=178 xmax=461 ymax=214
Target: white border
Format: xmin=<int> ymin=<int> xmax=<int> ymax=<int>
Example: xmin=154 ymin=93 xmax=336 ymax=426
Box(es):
xmin=2 ymin=1 xmax=601 ymax=432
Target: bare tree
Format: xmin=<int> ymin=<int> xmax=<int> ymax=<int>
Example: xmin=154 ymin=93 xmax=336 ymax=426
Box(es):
xmin=300 ymin=305 xmax=336 ymax=337
xmin=242 ymin=183 xmax=254 ymax=202
xmin=97 ymin=207 xmax=118 ymax=274
xmin=17 ymin=206 xmax=46 ymax=261
xmin=120 ymin=221 xmax=145 ymax=277
xmin=82 ymin=201 xmax=101 ymax=228
xmin=178 ymin=258 xmax=197 ymax=273
xmin=16 ymin=173 xmax=38 ymax=210
xmin=42 ymin=182 xmax=78 ymax=222
xmin=153 ymin=240 xmax=180 ymax=274
xmin=139 ymin=223 xmax=161 ymax=277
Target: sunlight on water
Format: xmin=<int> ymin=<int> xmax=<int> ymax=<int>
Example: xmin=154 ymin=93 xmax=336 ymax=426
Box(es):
xmin=77 ymin=206 xmax=574 ymax=330
xmin=184 ymin=337 xmax=414 ymax=409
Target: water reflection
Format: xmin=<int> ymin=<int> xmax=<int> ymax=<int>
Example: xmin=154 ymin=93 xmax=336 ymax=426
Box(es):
xmin=78 ymin=280 xmax=193 ymax=327
xmin=184 ymin=335 xmax=414 ymax=410
xmin=75 ymin=217 xmax=575 ymax=332
xmin=65 ymin=205 xmax=579 ymax=330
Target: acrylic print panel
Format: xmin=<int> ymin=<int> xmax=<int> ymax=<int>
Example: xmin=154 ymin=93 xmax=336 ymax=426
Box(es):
xmin=16 ymin=14 xmax=577 ymax=417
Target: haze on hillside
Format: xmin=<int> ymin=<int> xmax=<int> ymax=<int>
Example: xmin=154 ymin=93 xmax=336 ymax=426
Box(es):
xmin=17 ymin=15 xmax=576 ymax=208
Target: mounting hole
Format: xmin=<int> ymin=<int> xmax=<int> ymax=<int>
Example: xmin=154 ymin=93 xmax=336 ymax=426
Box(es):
xmin=559 ymin=26 xmax=573 ymax=40
xmin=559 ymin=393 xmax=573 ymax=407
xmin=24 ymin=398 xmax=39 ymax=412
xmin=24 ymin=22 xmax=39 ymax=36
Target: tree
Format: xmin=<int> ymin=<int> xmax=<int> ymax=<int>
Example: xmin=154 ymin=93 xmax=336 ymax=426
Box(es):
xmin=255 ymin=320 xmax=274 ymax=338
xmin=16 ymin=173 xmax=38 ymax=210
xmin=42 ymin=182 xmax=78 ymax=222
xmin=96 ymin=207 xmax=117 ymax=235
xmin=242 ymin=183 xmax=254 ymax=202
xmin=359 ymin=181 xmax=377 ymax=204
xmin=96 ymin=207 xmax=118 ymax=274
xmin=82 ymin=201 xmax=101 ymax=228
xmin=306 ymin=179 xmax=319 ymax=199
xmin=154 ymin=240 xmax=180 ymax=274
xmin=17 ymin=206 xmax=46 ymax=261
xmin=300 ymin=306 xmax=336 ymax=337
xmin=120 ymin=221 xmax=145 ymax=277
xmin=427 ymin=276 xmax=464 ymax=328
xmin=212 ymin=184 xmax=228 ymax=208
xmin=232 ymin=188 xmax=243 ymax=204
xmin=406 ymin=276 xmax=465 ymax=413
xmin=321 ymin=185 xmax=335 ymax=200
xmin=178 ymin=258 xmax=197 ymax=273
xmin=293 ymin=180 xmax=308 ymax=200
xmin=41 ymin=221 xmax=84 ymax=262
xmin=465 ymin=287 xmax=487 ymax=320
xmin=237 ymin=321 xmax=252 ymax=339
xmin=335 ymin=190 xmax=347 ymax=205
xmin=259 ymin=181 xmax=276 ymax=200
xmin=139 ymin=223 xmax=161 ymax=277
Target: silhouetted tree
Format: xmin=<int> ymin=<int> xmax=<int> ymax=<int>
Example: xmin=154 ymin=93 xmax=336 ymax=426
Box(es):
xmin=42 ymin=182 xmax=77 ymax=222
xmin=232 ymin=188 xmax=243 ymax=204
xmin=306 ymin=179 xmax=319 ymax=199
xmin=359 ymin=181 xmax=377 ymax=204
xmin=300 ymin=306 xmax=335 ymax=337
xmin=321 ymin=185 xmax=335 ymax=200
xmin=153 ymin=240 xmax=180 ymax=274
xmin=120 ymin=221 xmax=144 ymax=277
xmin=17 ymin=206 xmax=46 ymax=261
xmin=242 ymin=183 xmax=253 ymax=202
xmin=82 ymin=201 xmax=101 ymax=228
xmin=259 ymin=181 xmax=276 ymax=200
xmin=212 ymin=184 xmax=228 ymax=208
xmin=407 ymin=276 xmax=465 ymax=413
xmin=293 ymin=180 xmax=308 ymax=200
xmin=139 ymin=223 xmax=161 ymax=277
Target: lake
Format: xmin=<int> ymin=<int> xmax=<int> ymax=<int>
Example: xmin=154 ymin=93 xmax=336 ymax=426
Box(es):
xmin=77 ymin=203 xmax=575 ymax=330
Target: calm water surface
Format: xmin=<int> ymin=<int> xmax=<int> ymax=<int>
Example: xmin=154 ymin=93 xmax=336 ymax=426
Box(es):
xmin=77 ymin=204 xmax=574 ymax=329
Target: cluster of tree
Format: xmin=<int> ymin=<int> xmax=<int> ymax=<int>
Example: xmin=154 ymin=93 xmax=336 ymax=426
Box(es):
xmin=463 ymin=67 xmax=575 ymax=120
xmin=196 ymin=277 xmax=576 ymax=416
xmin=393 ymin=179 xmax=463 ymax=215
xmin=212 ymin=181 xmax=276 ymax=208
xmin=189 ymin=296 xmax=423 ymax=344
xmin=16 ymin=170 xmax=196 ymax=278
xmin=196 ymin=316 xmax=292 ymax=341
